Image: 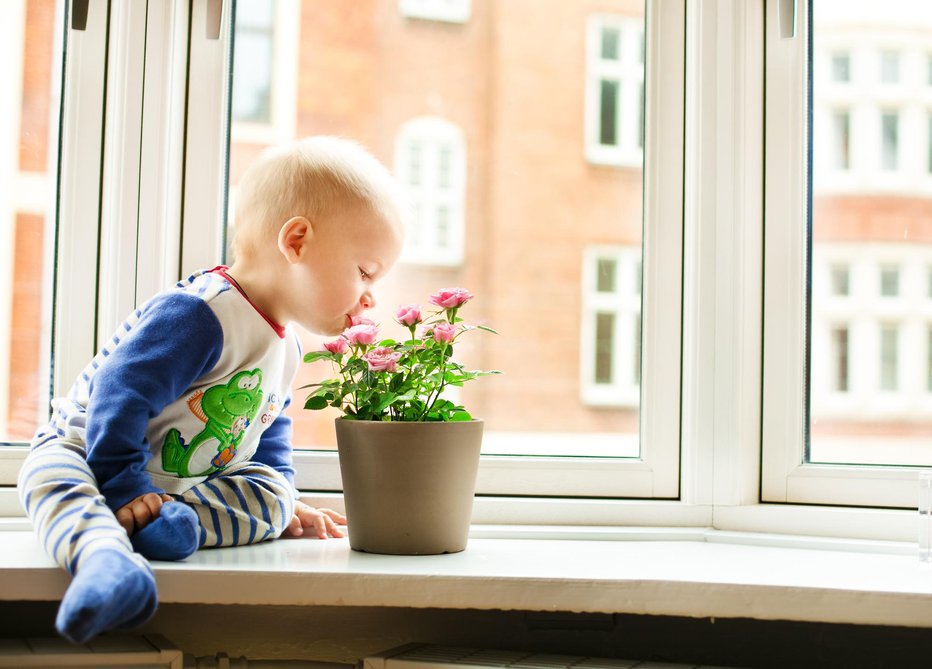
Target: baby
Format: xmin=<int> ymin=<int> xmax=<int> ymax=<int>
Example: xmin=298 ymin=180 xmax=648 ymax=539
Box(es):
xmin=17 ymin=136 xmax=405 ymax=642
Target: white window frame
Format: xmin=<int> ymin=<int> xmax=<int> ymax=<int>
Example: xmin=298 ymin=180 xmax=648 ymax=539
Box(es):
xmin=585 ymin=14 xmax=645 ymax=167
xmin=394 ymin=117 xmax=467 ymax=267
xmin=8 ymin=0 xmax=924 ymax=542
xmin=229 ymin=0 xmax=299 ymax=145
xmin=399 ymin=0 xmax=470 ymax=25
xmin=580 ymin=245 xmax=642 ymax=408
xmin=762 ymin=0 xmax=927 ymax=508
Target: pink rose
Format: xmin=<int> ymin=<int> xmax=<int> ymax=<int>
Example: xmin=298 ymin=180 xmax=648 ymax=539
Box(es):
xmin=344 ymin=323 xmax=379 ymax=346
xmin=364 ymin=346 xmax=401 ymax=373
xmin=429 ymin=287 xmax=474 ymax=309
xmin=396 ymin=304 xmax=422 ymax=327
xmin=323 ymin=338 xmax=349 ymax=355
xmin=432 ymin=322 xmax=457 ymax=344
xmin=349 ymin=315 xmax=376 ymax=326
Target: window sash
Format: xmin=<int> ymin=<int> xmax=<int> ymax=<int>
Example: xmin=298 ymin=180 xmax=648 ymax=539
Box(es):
xmin=761 ymin=0 xmax=926 ymax=508
xmin=6 ymin=1 xmax=684 ymax=502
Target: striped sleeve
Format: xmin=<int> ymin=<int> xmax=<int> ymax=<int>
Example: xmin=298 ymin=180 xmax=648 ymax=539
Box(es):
xmin=85 ymin=292 xmax=225 ymax=511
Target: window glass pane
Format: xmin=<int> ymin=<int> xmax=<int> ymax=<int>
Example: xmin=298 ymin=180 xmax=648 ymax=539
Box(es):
xmin=832 ymin=110 xmax=850 ymax=170
xmin=227 ymin=1 xmax=647 ymax=458
xmin=831 ymin=52 xmax=850 ymax=82
xmin=830 ymin=264 xmax=849 ymax=295
xmin=880 ymin=50 xmax=899 ymax=83
xmin=811 ymin=3 xmax=932 ymax=467
xmin=881 ymin=111 xmax=899 ymax=170
xmin=231 ymin=30 xmax=274 ymax=124
xmin=880 ymin=266 xmax=899 ymax=296
xmin=599 ymin=78 xmax=619 ymax=146
xmin=831 ymin=326 xmax=849 ymax=393
xmin=601 ymin=26 xmax=620 ymax=60
xmin=880 ymin=324 xmax=899 ymax=391
xmin=596 ymin=258 xmax=617 ymax=293
xmin=594 ymin=313 xmax=615 ymax=384
xmin=2 ymin=3 xmax=57 ymax=443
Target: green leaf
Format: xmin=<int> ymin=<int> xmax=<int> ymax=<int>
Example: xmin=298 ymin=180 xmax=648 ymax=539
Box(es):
xmin=452 ymin=410 xmax=472 ymax=421
xmin=304 ymin=395 xmax=329 ymax=410
xmin=303 ymin=351 xmax=336 ymax=364
xmin=476 ymin=325 xmax=499 ymax=335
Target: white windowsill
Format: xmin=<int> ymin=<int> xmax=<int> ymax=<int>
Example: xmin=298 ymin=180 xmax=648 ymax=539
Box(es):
xmin=2 ymin=519 xmax=930 ymax=629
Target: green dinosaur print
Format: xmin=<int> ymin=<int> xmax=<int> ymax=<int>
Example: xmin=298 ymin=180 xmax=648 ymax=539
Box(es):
xmin=162 ymin=369 xmax=264 ymax=478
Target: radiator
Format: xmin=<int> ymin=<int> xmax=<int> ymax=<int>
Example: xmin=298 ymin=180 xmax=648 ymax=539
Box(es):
xmin=362 ymin=644 xmax=740 ymax=669
xmin=0 ymin=634 xmax=184 ymax=668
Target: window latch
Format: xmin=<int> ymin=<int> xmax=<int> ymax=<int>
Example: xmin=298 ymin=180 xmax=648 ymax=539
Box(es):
xmin=779 ymin=0 xmax=797 ymax=39
xmin=206 ymin=0 xmax=223 ymax=39
xmin=71 ymin=0 xmax=89 ymax=31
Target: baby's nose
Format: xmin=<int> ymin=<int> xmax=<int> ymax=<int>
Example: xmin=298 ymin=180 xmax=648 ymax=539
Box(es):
xmin=361 ymin=291 xmax=376 ymax=310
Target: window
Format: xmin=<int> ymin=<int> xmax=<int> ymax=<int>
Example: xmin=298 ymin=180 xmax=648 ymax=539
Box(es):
xmin=394 ymin=117 xmax=467 ymax=266
xmin=399 ymin=0 xmax=470 ymax=24
xmin=831 ymin=110 xmax=850 ymax=170
xmin=586 ymin=15 xmax=644 ymax=166
xmin=581 ymin=246 xmax=641 ymax=409
xmin=881 ymin=111 xmax=899 ymax=170
xmin=764 ymin=0 xmax=932 ymax=506
xmin=831 ymin=51 xmax=850 ymax=82
xmin=10 ymin=0 xmax=931 ymax=541
xmin=880 ymin=50 xmax=900 ymax=84
xmin=222 ymin=0 xmax=684 ymax=498
xmin=230 ymin=0 xmax=299 ymax=143
xmin=232 ymin=3 xmax=274 ymax=124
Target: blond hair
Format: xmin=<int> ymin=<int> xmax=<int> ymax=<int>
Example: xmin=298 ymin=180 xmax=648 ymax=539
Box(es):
xmin=231 ymin=136 xmax=405 ymax=260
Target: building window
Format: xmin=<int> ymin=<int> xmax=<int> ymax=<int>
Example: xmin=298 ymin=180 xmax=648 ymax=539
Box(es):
xmin=830 ymin=264 xmax=850 ymax=295
xmin=831 ymin=51 xmax=850 ymax=82
xmin=880 ymin=50 xmax=900 ymax=83
xmin=230 ymin=0 xmax=298 ymax=143
xmin=581 ymin=246 xmax=641 ymax=407
xmin=928 ymin=114 xmax=932 ymax=173
xmin=394 ymin=117 xmax=467 ymax=266
xmin=880 ymin=266 xmax=899 ymax=296
xmin=881 ymin=111 xmax=899 ymax=170
xmin=880 ymin=324 xmax=899 ymax=391
xmin=232 ymin=3 xmax=275 ymax=124
xmin=585 ymin=15 xmax=644 ymax=167
xmin=399 ymin=0 xmax=470 ymax=24
xmin=832 ymin=110 xmax=850 ymax=170
xmin=831 ymin=325 xmax=850 ymax=392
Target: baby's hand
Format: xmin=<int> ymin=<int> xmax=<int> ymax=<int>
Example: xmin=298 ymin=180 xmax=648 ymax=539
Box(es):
xmin=115 ymin=492 xmax=174 ymax=536
xmin=285 ymin=500 xmax=347 ymax=539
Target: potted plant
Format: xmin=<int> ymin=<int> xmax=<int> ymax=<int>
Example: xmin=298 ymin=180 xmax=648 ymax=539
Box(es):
xmin=303 ymin=288 xmax=499 ymax=555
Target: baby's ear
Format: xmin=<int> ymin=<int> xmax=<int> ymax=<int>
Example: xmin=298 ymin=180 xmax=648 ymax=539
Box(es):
xmin=277 ymin=216 xmax=312 ymax=262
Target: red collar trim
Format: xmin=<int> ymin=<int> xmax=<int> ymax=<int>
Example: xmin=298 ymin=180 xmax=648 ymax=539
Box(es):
xmin=209 ymin=266 xmax=286 ymax=339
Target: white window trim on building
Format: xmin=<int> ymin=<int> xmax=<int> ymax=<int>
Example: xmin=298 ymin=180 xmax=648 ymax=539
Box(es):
xmin=399 ymin=0 xmax=470 ymax=24
xmin=813 ymin=28 xmax=932 ymax=196
xmin=394 ymin=117 xmax=467 ymax=267
xmin=580 ymin=245 xmax=642 ymax=408
xmin=230 ymin=0 xmax=299 ymax=145
xmin=585 ymin=14 xmax=644 ymax=168
xmin=811 ymin=243 xmax=932 ymax=422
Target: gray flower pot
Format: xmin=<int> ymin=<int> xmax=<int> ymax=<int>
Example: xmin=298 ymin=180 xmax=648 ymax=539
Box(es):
xmin=335 ymin=418 xmax=484 ymax=555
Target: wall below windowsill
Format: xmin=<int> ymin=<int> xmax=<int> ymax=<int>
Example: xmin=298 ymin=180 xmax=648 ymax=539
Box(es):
xmin=1 ymin=522 xmax=930 ymax=629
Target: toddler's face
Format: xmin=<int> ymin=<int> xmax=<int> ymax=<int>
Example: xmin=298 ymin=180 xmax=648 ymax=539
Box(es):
xmin=293 ymin=204 xmax=402 ymax=335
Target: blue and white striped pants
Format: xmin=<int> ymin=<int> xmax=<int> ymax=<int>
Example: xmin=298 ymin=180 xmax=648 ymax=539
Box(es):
xmin=18 ymin=438 xmax=295 ymax=572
